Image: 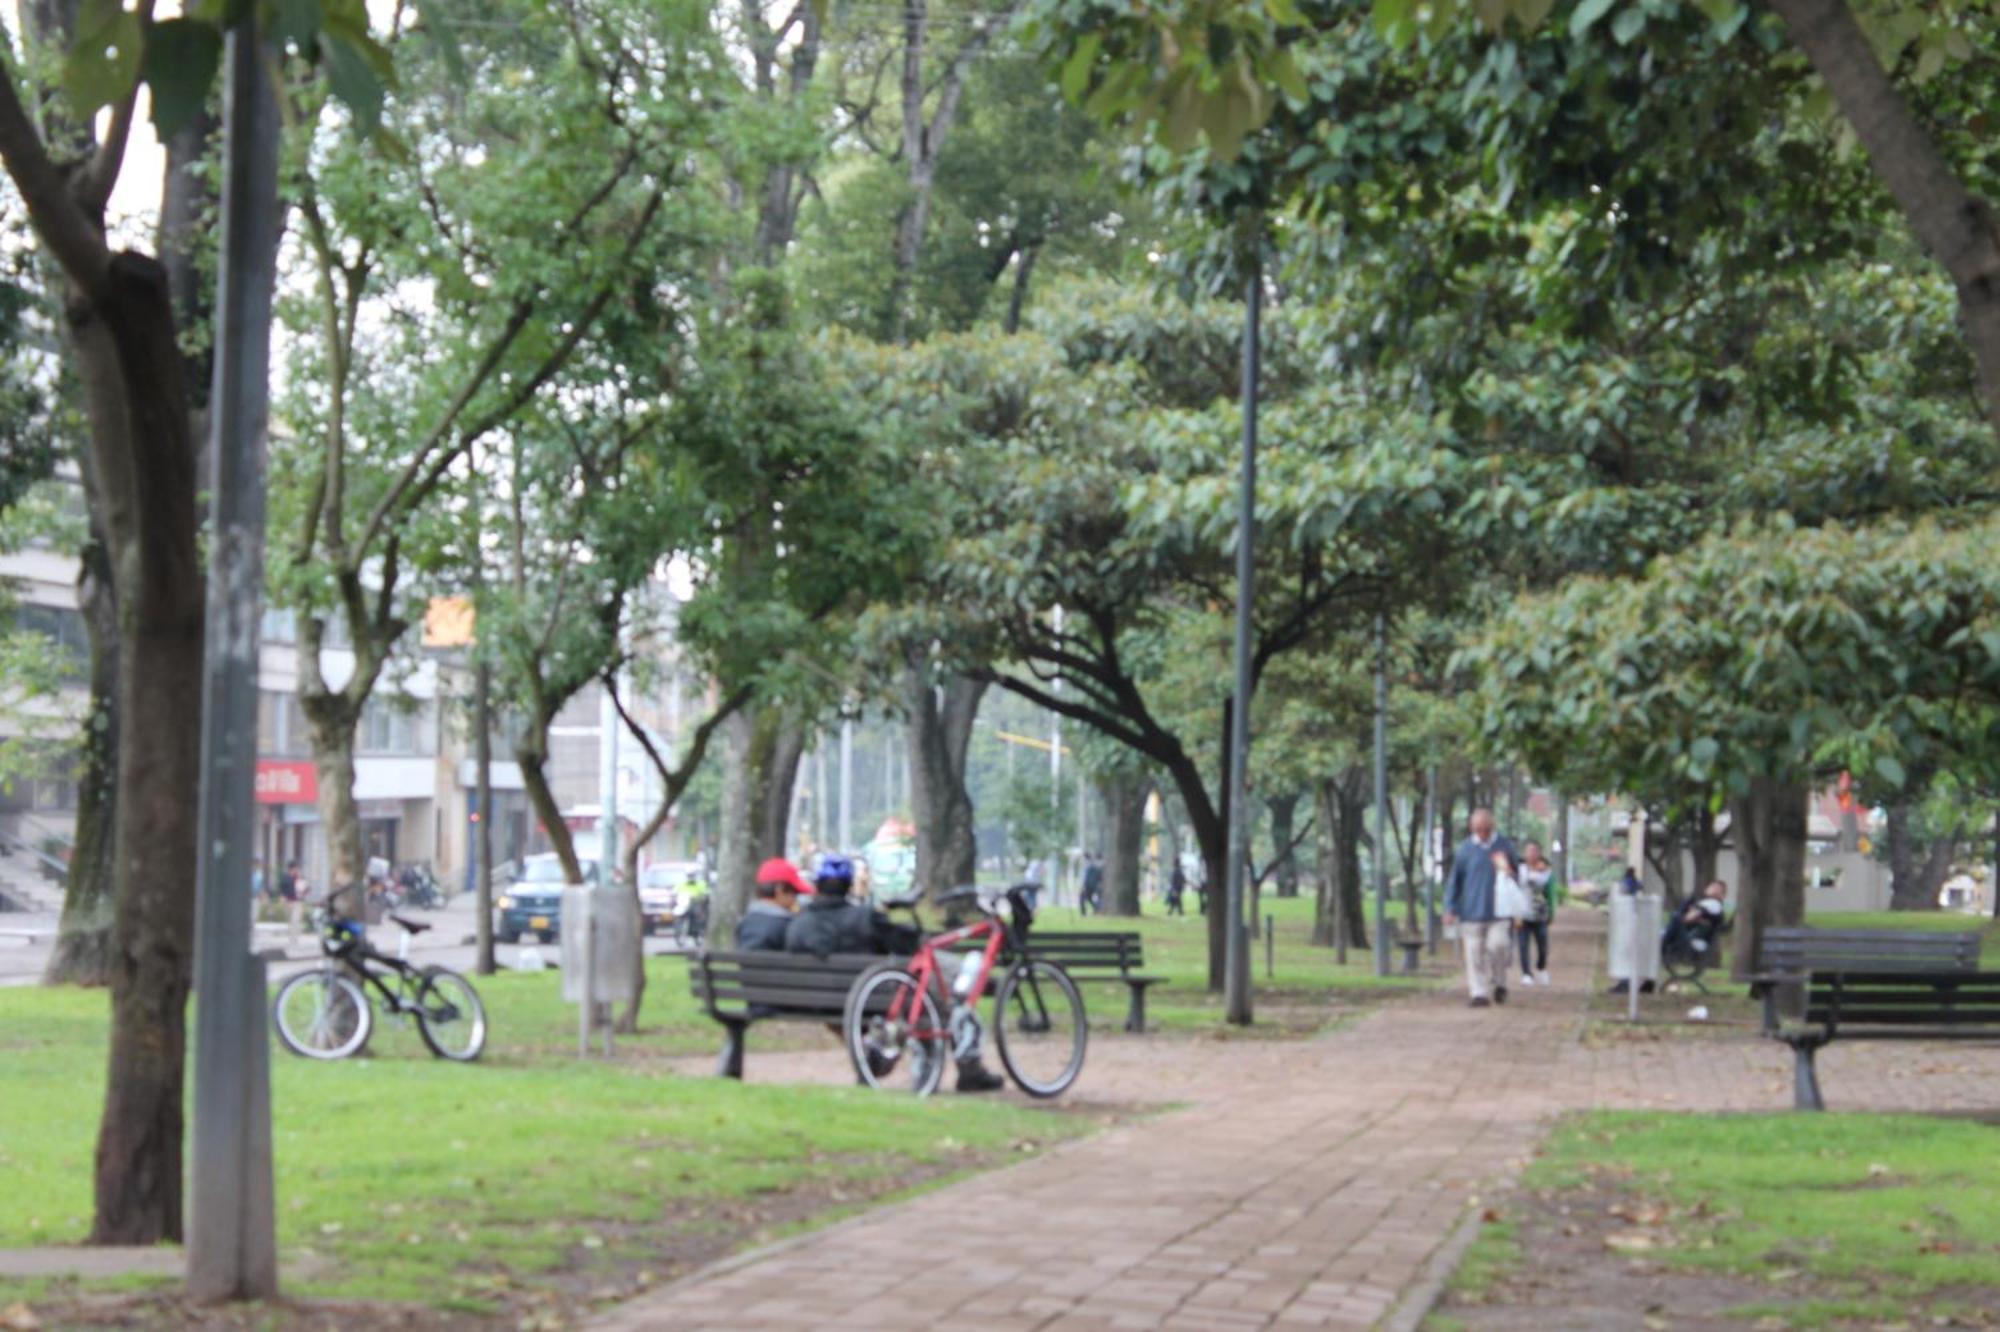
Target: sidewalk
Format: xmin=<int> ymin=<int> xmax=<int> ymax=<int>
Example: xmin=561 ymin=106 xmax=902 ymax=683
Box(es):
xmin=594 ymin=913 xmax=2000 ymax=1331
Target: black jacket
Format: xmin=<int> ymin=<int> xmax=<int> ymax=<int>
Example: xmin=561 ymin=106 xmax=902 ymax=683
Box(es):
xmin=784 ymin=895 xmax=916 ymax=957
xmin=735 ymin=902 xmax=792 ymax=952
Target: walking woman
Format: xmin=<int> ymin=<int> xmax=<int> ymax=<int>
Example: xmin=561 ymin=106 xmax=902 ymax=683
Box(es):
xmin=1517 ymin=840 xmax=1562 ymax=986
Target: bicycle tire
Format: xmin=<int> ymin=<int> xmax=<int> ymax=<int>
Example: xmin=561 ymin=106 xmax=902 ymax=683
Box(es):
xmin=844 ymin=963 xmax=948 ymax=1096
xmin=993 ymin=959 xmax=1087 ymax=1098
xmin=272 ymin=968 xmax=372 ymax=1060
xmin=413 ymin=966 xmax=488 ymax=1061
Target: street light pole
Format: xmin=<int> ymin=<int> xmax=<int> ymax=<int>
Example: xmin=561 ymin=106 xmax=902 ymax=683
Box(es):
xmin=188 ymin=16 xmax=281 ymax=1302
xmin=1222 ymin=237 xmax=1261 ymax=1027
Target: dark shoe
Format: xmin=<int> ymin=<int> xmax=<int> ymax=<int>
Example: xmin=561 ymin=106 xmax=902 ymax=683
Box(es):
xmin=955 ymin=1059 xmax=1006 ymax=1093
xmin=865 ymin=1045 xmax=897 ymax=1080
xmin=1494 ymin=986 xmax=1508 ymax=1006
xmin=1469 ymin=997 xmax=1492 ymax=1008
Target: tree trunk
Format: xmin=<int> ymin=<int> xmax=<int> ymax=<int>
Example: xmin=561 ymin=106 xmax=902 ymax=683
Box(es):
xmin=1312 ymin=773 xmax=1368 ymax=956
xmin=60 ymin=254 xmax=206 ymax=1247
xmin=755 ymin=717 xmax=806 ymax=859
xmin=301 ymin=703 xmax=367 ymax=918
xmin=1887 ymin=803 xmax=1956 ymax=912
xmin=1730 ymin=777 xmax=1810 ymax=983
xmin=44 ymin=530 xmax=117 ymax=985
xmin=1268 ymin=792 xmax=1301 ymax=898
xmin=1689 ymin=802 xmax=1720 ymax=897
xmin=711 ymin=709 xmax=761 ymax=952
xmin=1102 ymin=776 xmax=1147 ymax=916
xmin=1768 ymin=0 xmax=2000 ymax=430
xmin=907 ymin=664 xmax=985 ymax=900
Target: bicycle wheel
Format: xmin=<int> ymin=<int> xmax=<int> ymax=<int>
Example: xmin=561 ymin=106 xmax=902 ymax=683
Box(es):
xmin=993 ymin=959 xmax=1087 ymax=1098
xmin=413 ymin=966 xmax=488 ymax=1061
xmin=844 ymin=964 xmax=948 ymax=1096
xmin=273 ymin=968 xmax=373 ymax=1060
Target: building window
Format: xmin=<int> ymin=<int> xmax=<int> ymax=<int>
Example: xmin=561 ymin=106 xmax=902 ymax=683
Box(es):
xmin=358 ymin=697 xmax=435 ymax=756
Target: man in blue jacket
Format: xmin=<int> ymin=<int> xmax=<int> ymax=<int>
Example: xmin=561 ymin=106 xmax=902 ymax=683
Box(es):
xmin=1444 ymin=808 xmax=1518 ymax=1008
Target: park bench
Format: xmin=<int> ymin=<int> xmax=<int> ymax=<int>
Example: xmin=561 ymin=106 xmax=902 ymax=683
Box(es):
xmin=687 ymin=949 xmax=880 ymax=1079
xmin=1754 ymin=926 xmax=1986 ymax=1111
xmin=1014 ymin=931 xmax=1162 ymax=1033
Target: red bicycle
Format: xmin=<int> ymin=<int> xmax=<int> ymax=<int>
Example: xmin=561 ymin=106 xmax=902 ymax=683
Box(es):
xmin=842 ymin=885 xmax=1088 ymax=1098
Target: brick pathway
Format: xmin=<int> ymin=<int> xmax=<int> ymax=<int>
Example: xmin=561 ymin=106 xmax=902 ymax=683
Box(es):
xmin=594 ymin=915 xmax=2000 ymax=1331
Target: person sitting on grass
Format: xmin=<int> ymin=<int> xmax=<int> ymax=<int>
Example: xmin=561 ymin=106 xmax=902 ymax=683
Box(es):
xmin=737 ymin=858 xmax=812 ymax=951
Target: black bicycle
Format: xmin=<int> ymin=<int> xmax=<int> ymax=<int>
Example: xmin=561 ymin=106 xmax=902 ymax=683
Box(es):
xmin=272 ymin=908 xmax=487 ymax=1061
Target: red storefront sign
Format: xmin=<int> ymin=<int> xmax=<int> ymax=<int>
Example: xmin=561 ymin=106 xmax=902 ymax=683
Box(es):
xmin=255 ymin=760 xmax=319 ymax=805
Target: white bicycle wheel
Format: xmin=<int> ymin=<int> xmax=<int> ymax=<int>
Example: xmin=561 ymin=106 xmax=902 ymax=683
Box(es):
xmin=273 ymin=968 xmax=373 ymax=1060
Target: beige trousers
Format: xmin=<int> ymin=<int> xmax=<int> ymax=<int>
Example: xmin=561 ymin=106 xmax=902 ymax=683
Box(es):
xmin=1460 ymin=919 xmax=1514 ymax=1000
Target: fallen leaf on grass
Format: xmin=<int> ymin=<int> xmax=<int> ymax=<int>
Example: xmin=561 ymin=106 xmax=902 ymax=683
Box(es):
xmin=1604 ymin=1231 xmax=1658 ymax=1253
xmin=0 ymin=1303 xmax=39 ymax=1331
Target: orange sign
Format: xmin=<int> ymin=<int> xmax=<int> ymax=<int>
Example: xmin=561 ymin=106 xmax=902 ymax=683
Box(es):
xmin=423 ymin=596 xmax=476 ymax=648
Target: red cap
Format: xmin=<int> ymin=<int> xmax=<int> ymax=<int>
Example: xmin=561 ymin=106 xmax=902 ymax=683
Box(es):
xmin=756 ymin=858 xmax=813 ymax=895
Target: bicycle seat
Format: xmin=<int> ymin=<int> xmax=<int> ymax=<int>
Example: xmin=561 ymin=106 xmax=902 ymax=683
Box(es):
xmin=876 ymin=892 xmax=923 ymax=911
xmin=390 ymin=914 xmax=432 ymax=935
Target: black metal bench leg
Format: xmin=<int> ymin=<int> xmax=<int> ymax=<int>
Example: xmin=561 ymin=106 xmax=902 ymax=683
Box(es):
xmin=1792 ymin=1039 xmax=1826 ymax=1111
xmin=1125 ymin=984 xmax=1146 ymax=1034
xmin=717 ymin=1020 xmax=746 ymax=1080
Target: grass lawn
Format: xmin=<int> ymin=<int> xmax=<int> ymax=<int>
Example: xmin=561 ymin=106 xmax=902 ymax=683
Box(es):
xmin=1436 ymin=1110 xmax=2000 ymax=1329
xmin=0 ymin=966 xmax=1091 ymax=1325
xmin=1029 ymin=894 xmax=1434 ymax=1033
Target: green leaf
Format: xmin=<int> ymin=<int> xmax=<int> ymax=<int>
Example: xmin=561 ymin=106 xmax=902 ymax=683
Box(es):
xmin=1372 ymin=0 xmax=1415 ymax=44
xmin=1059 ymin=32 xmax=1100 ymax=102
xmin=63 ymin=0 xmax=145 ymax=117
xmin=1568 ymin=0 xmax=1616 ymax=40
xmin=1690 ymin=736 xmax=1719 ymax=767
xmin=1609 ymin=6 xmax=1646 ymax=45
xmin=1873 ymin=754 xmax=1907 ymax=789
xmin=141 ymin=19 xmax=222 ymax=140
xmin=320 ymin=28 xmax=387 ymax=133
xmin=271 ymin=0 xmax=321 ymax=50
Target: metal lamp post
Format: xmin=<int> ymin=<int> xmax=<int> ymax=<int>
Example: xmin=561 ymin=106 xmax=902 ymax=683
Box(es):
xmin=1222 ymin=237 xmax=1261 ymax=1027
xmin=188 ymin=16 xmax=281 ymax=1301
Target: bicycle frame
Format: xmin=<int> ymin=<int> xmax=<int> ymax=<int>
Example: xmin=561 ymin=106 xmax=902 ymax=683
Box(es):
xmin=892 ymin=915 xmax=1009 ymax=1034
xmin=320 ymin=923 xmax=426 ymax=1018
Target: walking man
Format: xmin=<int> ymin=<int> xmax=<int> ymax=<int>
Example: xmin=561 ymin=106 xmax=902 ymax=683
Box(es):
xmin=1444 ymin=808 xmax=1518 ymax=1008
xmin=1081 ymin=853 xmax=1104 ymax=915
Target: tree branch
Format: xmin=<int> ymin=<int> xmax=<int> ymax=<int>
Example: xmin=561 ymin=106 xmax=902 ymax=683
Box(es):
xmin=0 ymin=61 xmax=110 ymax=297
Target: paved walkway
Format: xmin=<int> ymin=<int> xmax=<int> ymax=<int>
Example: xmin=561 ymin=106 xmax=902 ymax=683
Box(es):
xmin=595 ymin=915 xmax=2000 ymax=1331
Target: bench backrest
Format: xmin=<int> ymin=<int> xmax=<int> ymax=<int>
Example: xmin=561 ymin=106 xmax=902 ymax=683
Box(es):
xmin=1805 ymin=972 xmax=2000 ymax=1029
xmin=1019 ymin=930 xmax=1143 ymax=973
xmin=688 ymin=950 xmax=881 ymax=1017
xmin=1759 ymin=927 xmax=1980 ymax=977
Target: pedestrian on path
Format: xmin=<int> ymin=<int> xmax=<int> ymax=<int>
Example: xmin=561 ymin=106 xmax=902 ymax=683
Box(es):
xmin=1444 ymin=808 xmax=1517 ymax=1008
xmin=1516 ymin=840 xmax=1562 ymax=987
xmin=1166 ymin=861 xmax=1186 ymax=916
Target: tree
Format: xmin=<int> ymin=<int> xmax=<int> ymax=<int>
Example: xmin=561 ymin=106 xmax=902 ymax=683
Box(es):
xmin=270 ymin=0 xmax=716 ymax=910
xmin=0 ymin=0 xmax=393 ymax=1248
xmin=1461 ymin=517 xmax=2000 ymax=977
xmin=1029 ymin=0 xmax=2000 ymax=430
xmin=901 ymin=278 xmax=1493 ymax=986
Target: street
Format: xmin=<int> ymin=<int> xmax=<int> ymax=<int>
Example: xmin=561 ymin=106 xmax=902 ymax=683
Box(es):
xmin=0 ymin=890 xmax=696 ymax=988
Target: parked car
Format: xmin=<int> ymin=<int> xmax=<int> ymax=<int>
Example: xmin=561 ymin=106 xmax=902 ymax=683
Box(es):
xmin=496 ymin=854 xmax=599 ymax=943
xmin=638 ymin=860 xmax=710 ymax=940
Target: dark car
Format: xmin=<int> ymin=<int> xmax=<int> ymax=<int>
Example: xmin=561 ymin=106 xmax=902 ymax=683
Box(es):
xmin=496 ymin=854 xmax=599 ymax=943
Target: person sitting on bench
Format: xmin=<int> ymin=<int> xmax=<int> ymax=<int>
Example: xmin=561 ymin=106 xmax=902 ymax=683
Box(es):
xmin=1663 ymin=879 xmax=1729 ymax=956
xmin=737 ymin=858 xmax=812 ymax=951
xmin=785 ymin=855 xmax=1004 ymax=1092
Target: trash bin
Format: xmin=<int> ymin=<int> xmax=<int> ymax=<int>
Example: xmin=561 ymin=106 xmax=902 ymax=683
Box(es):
xmin=561 ymin=883 xmax=641 ymax=1008
xmin=1607 ymin=890 xmax=1662 ymax=986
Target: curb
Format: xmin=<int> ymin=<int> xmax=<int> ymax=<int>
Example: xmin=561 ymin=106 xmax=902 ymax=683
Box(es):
xmin=1377 ymin=1205 xmax=1484 ymax=1332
